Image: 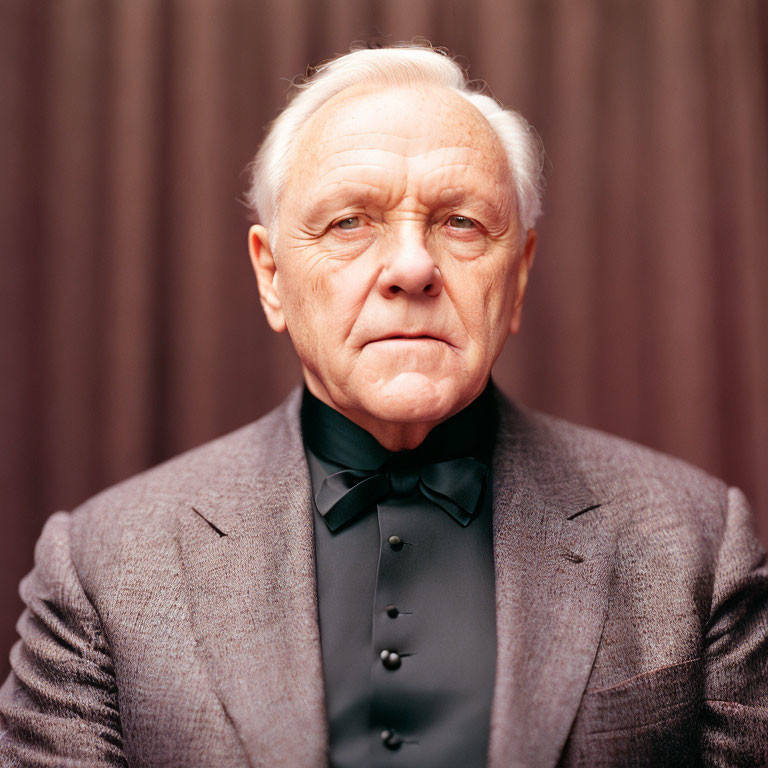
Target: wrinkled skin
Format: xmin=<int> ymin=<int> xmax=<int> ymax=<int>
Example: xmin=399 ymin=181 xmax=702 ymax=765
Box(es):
xmin=249 ymin=85 xmax=536 ymax=450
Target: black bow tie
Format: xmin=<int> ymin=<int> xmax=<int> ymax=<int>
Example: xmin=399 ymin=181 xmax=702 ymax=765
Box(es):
xmin=314 ymin=457 xmax=488 ymax=532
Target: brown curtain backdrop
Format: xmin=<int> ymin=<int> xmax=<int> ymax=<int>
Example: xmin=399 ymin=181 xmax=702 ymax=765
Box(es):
xmin=1 ymin=0 xmax=767 ymax=679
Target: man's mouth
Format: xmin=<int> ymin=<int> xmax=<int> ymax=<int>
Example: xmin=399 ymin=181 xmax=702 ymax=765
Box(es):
xmin=375 ymin=333 xmax=442 ymax=341
xmin=364 ymin=332 xmax=456 ymax=351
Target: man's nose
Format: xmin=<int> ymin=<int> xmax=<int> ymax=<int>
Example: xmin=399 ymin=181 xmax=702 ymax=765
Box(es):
xmin=377 ymin=233 xmax=442 ymax=299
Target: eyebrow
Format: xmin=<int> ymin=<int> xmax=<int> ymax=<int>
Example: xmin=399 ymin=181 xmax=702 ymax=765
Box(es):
xmin=427 ymin=184 xmax=513 ymax=225
xmin=298 ymin=175 xmax=512 ymax=231
xmin=301 ymin=181 xmax=393 ymax=222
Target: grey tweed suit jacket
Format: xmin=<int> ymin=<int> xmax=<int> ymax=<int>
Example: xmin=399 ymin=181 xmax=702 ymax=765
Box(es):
xmin=1 ymin=388 xmax=766 ymax=767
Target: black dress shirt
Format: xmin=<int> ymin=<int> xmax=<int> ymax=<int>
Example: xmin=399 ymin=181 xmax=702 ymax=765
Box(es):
xmin=301 ymin=384 xmax=498 ymax=767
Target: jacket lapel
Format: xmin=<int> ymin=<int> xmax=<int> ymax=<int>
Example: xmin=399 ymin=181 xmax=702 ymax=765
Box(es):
xmin=488 ymin=399 xmax=616 ymax=768
xmin=175 ymin=390 xmax=328 ymax=768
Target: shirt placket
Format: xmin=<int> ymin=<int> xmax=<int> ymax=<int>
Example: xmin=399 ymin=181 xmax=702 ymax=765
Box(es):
xmin=369 ymin=468 xmax=427 ymax=765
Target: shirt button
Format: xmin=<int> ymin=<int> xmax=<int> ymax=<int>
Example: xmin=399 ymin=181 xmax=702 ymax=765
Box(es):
xmin=381 ymin=729 xmax=403 ymax=750
xmin=388 ymin=535 xmax=404 ymax=551
xmin=385 ymin=604 xmax=399 ymax=618
xmin=380 ymin=649 xmax=402 ymax=670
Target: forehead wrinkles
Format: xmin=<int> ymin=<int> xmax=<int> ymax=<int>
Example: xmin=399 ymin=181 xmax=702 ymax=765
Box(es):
xmin=286 ymin=85 xmax=509 ymax=198
xmin=312 ymin=144 xmax=496 ymax=194
xmin=299 ymin=148 xmax=505 ymax=224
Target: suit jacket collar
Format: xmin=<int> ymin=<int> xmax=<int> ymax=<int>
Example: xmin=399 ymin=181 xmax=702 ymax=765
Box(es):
xmin=175 ymin=388 xmax=328 ymax=768
xmin=487 ymin=393 xmax=615 ymax=768
xmin=176 ymin=388 xmax=614 ymax=768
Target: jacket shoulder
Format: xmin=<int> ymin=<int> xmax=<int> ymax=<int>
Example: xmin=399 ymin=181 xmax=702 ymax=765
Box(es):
xmin=65 ymin=388 xmax=304 ymax=548
xmin=494 ymin=394 xmax=737 ymax=556
xmin=502 ymin=397 xmax=729 ymax=502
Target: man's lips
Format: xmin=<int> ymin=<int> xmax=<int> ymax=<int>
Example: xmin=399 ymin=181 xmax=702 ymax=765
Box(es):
xmin=369 ymin=332 xmax=445 ymax=342
xmin=362 ymin=332 xmax=457 ymax=350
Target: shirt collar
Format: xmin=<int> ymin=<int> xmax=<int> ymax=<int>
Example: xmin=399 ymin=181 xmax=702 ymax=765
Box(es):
xmin=300 ymin=380 xmax=498 ymax=472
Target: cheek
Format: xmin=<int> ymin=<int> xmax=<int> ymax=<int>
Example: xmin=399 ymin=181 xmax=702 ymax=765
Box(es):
xmin=281 ymin=256 xmax=373 ymax=344
xmin=278 ymin=253 xmax=330 ymax=317
xmin=326 ymin=253 xmax=378 ymax=311
xmin=445 ymin=258 xmax=515 ymax=334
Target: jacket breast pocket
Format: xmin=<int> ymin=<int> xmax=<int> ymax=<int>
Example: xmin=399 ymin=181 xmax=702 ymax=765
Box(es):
xmin=559 ymin=658 xmax=702 ymax=768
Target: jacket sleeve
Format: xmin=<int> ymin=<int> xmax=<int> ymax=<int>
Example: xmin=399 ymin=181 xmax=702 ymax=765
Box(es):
xmin=0 ymin=511 xmax=127 ymax=767
xmin=702 ymin=487 xmax=768 ymax=766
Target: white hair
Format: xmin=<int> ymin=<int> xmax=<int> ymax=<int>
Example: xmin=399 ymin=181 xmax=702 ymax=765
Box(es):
xmin=245 ymin=43 xmax=545 ymax=238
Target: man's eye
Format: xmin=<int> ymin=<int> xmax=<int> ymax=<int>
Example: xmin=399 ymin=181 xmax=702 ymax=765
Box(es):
xmin=447 ymin=215 xmax=475 ymax=229
xmin=334 ymin=216 xmax=362 ymax=230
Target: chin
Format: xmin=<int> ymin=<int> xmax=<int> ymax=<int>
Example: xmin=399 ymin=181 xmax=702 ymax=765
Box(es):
xmin=357 ymin=372 xmax=467 ymax=424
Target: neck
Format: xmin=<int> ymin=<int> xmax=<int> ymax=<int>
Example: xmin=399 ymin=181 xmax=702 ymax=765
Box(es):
xmin=337 ymin=412 xmax=442 ymax=452
xmin=303 ymin=379 xmax=457 ymax=452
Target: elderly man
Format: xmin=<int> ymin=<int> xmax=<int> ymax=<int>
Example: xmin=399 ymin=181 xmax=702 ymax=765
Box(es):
xmin=1 ymin=44 xmax=766 ymax=768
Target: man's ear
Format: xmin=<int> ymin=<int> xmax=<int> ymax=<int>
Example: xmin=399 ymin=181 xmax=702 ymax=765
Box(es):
xmin=509 ymin=228 xmax=537 ymax=335
xmin=248 ymin=224 xmax=287 ymax=333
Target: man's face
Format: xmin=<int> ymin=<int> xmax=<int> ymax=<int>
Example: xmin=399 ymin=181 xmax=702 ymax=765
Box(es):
xmin=250 ymin=85 xmax=535 ymax=438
